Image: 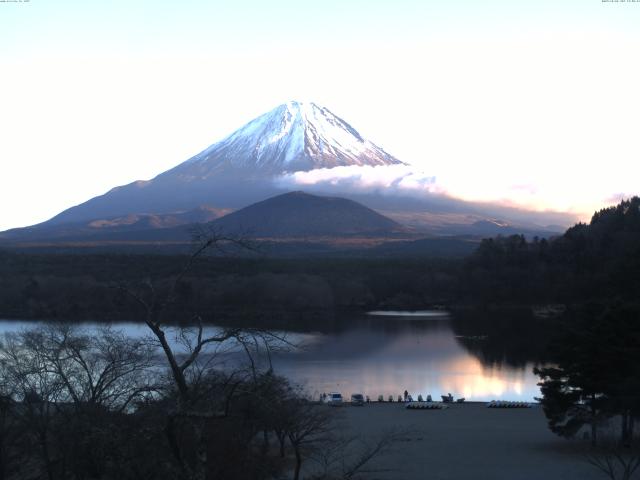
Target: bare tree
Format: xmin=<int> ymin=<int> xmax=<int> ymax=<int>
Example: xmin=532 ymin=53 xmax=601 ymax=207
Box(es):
xmin=116 ymin=231 xmax=299 ymax=480
xmin=309 ymin=428 xmax=409 ymax=480
xmin=0 ymin=357 xmax=22 ymax=480
xmin=117 ymin=231 xmax=258 ymax=406
xmin=20 ymin=324 xmax=157 ymax=411
xmin=2 ymin=330 xmax=69 ymax=480
xmin=0 ymin=324 xmax=159 ymax=480
xmin=586 ymin=439 xmax=640 ymax=480
xmin=284 ymin=401 xmax=335 ymax=480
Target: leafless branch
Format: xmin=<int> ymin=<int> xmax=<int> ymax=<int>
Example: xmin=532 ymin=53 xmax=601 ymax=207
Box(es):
xmin=586 ymin=446 xmax=640 ymax=480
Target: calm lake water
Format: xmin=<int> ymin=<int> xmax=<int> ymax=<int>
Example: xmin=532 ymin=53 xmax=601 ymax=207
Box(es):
xmin=0 ymin=313 xmax=543 ymax=402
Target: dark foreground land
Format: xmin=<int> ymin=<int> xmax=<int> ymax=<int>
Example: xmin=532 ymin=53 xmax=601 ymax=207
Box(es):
xmin=329 ymin=403 xmax=601 ymax=480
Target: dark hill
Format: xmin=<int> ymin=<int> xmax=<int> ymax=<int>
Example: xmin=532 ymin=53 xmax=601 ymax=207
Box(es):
xmin=209 ymin=191 xmax=407 ymax=237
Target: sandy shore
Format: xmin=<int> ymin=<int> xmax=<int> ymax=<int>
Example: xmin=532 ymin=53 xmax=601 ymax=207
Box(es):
xmin=321 ymin=402 xmax=602 ymax=480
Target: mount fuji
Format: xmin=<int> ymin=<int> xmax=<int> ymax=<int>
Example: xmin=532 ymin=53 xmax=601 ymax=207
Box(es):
xmin=1 ymin=100 xmax=576 ymax=245
xmin=41 ymin=101 xmax=403 ymax=227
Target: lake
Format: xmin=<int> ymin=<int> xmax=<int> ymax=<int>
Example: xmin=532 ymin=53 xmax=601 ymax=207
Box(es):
xmin=0 ymin=312 xmax=543 ymax=402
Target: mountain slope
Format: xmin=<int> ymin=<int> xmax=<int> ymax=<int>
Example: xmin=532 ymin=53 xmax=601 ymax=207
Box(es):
xmin=43 ymin=101 xmax=402 ymax=227
xmin=0 ymin=206 xmax=230 ymax=243
xmin=209 ymin=191 xmax=407 ymax=237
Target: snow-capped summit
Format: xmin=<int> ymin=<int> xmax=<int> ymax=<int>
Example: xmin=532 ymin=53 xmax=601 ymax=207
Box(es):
xmin=172 ymin=101 xmax=404 ymax=177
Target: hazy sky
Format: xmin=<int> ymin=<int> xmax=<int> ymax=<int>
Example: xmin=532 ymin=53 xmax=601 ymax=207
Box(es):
xmin=1 ymin=0 xmax=639 ymax=231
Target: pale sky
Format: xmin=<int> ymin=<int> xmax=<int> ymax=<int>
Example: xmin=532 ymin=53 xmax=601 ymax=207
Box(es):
xmin=1 ymin=0 xmax=639 ymax=231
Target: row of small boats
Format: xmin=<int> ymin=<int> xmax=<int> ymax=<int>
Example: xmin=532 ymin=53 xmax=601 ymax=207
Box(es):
xmin=404 ymin=400 xmax=534 ymax=410
xmin=406 ymin=402 xmax=449 ymax=410
xmin=487 ymin=401 xmax=532 ymax=408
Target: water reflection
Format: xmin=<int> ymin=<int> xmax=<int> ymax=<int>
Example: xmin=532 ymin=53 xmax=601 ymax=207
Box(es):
xmin=271 ymin=317 xmax=541 ymax=401
xmin=450 ymin=308 xmax=555 ymax=368
xmin=0 ymin=315 xmax=544 ymax=401
xmin=367 ymin=310 xmax=451 ymax=318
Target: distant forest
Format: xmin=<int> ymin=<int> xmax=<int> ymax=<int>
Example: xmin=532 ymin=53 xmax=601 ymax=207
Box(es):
xmin=1 ymin=197 xmax=638 ymax=326
xmin=467 ymin=196 xmax=640 ymax=305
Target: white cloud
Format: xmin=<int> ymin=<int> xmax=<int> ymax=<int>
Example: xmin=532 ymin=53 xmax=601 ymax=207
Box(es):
xmin=275 ymin=165 xmax=440 ymax=197
xmin=275 ymin=162 xmax=638 ymax=221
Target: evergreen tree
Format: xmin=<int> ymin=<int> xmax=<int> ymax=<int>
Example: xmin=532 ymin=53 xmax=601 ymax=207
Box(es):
xmin=535 ymin=304 xmax=640 ymax=446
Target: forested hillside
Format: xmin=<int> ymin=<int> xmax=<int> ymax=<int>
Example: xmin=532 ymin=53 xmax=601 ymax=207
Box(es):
xmin=463 ymin=197 xmax=640 ymax=304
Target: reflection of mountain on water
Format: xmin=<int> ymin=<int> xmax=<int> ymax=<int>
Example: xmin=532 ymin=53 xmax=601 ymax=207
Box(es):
xmin=450 ymin=308 xmax=556 ymax=368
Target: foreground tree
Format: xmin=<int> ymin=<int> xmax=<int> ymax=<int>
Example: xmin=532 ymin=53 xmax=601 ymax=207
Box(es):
xmin=535 ymin=303 xmax=640 ymax=447
xmin=118 ymin=231 xmax=298 ymax=479
xmin=285 ymin=401 xmax=334 ymax=480
xmin=0 ymin=324 xmax=158 ymax=480
xmin=0 ymin=361 xmax=21 ymax=480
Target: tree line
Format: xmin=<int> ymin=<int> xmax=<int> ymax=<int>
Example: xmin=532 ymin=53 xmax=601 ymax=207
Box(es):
xmin=0 ymin=253 xmax=460 ymax=326
xmin=466 ymin=197 xmax=640 ymax=305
